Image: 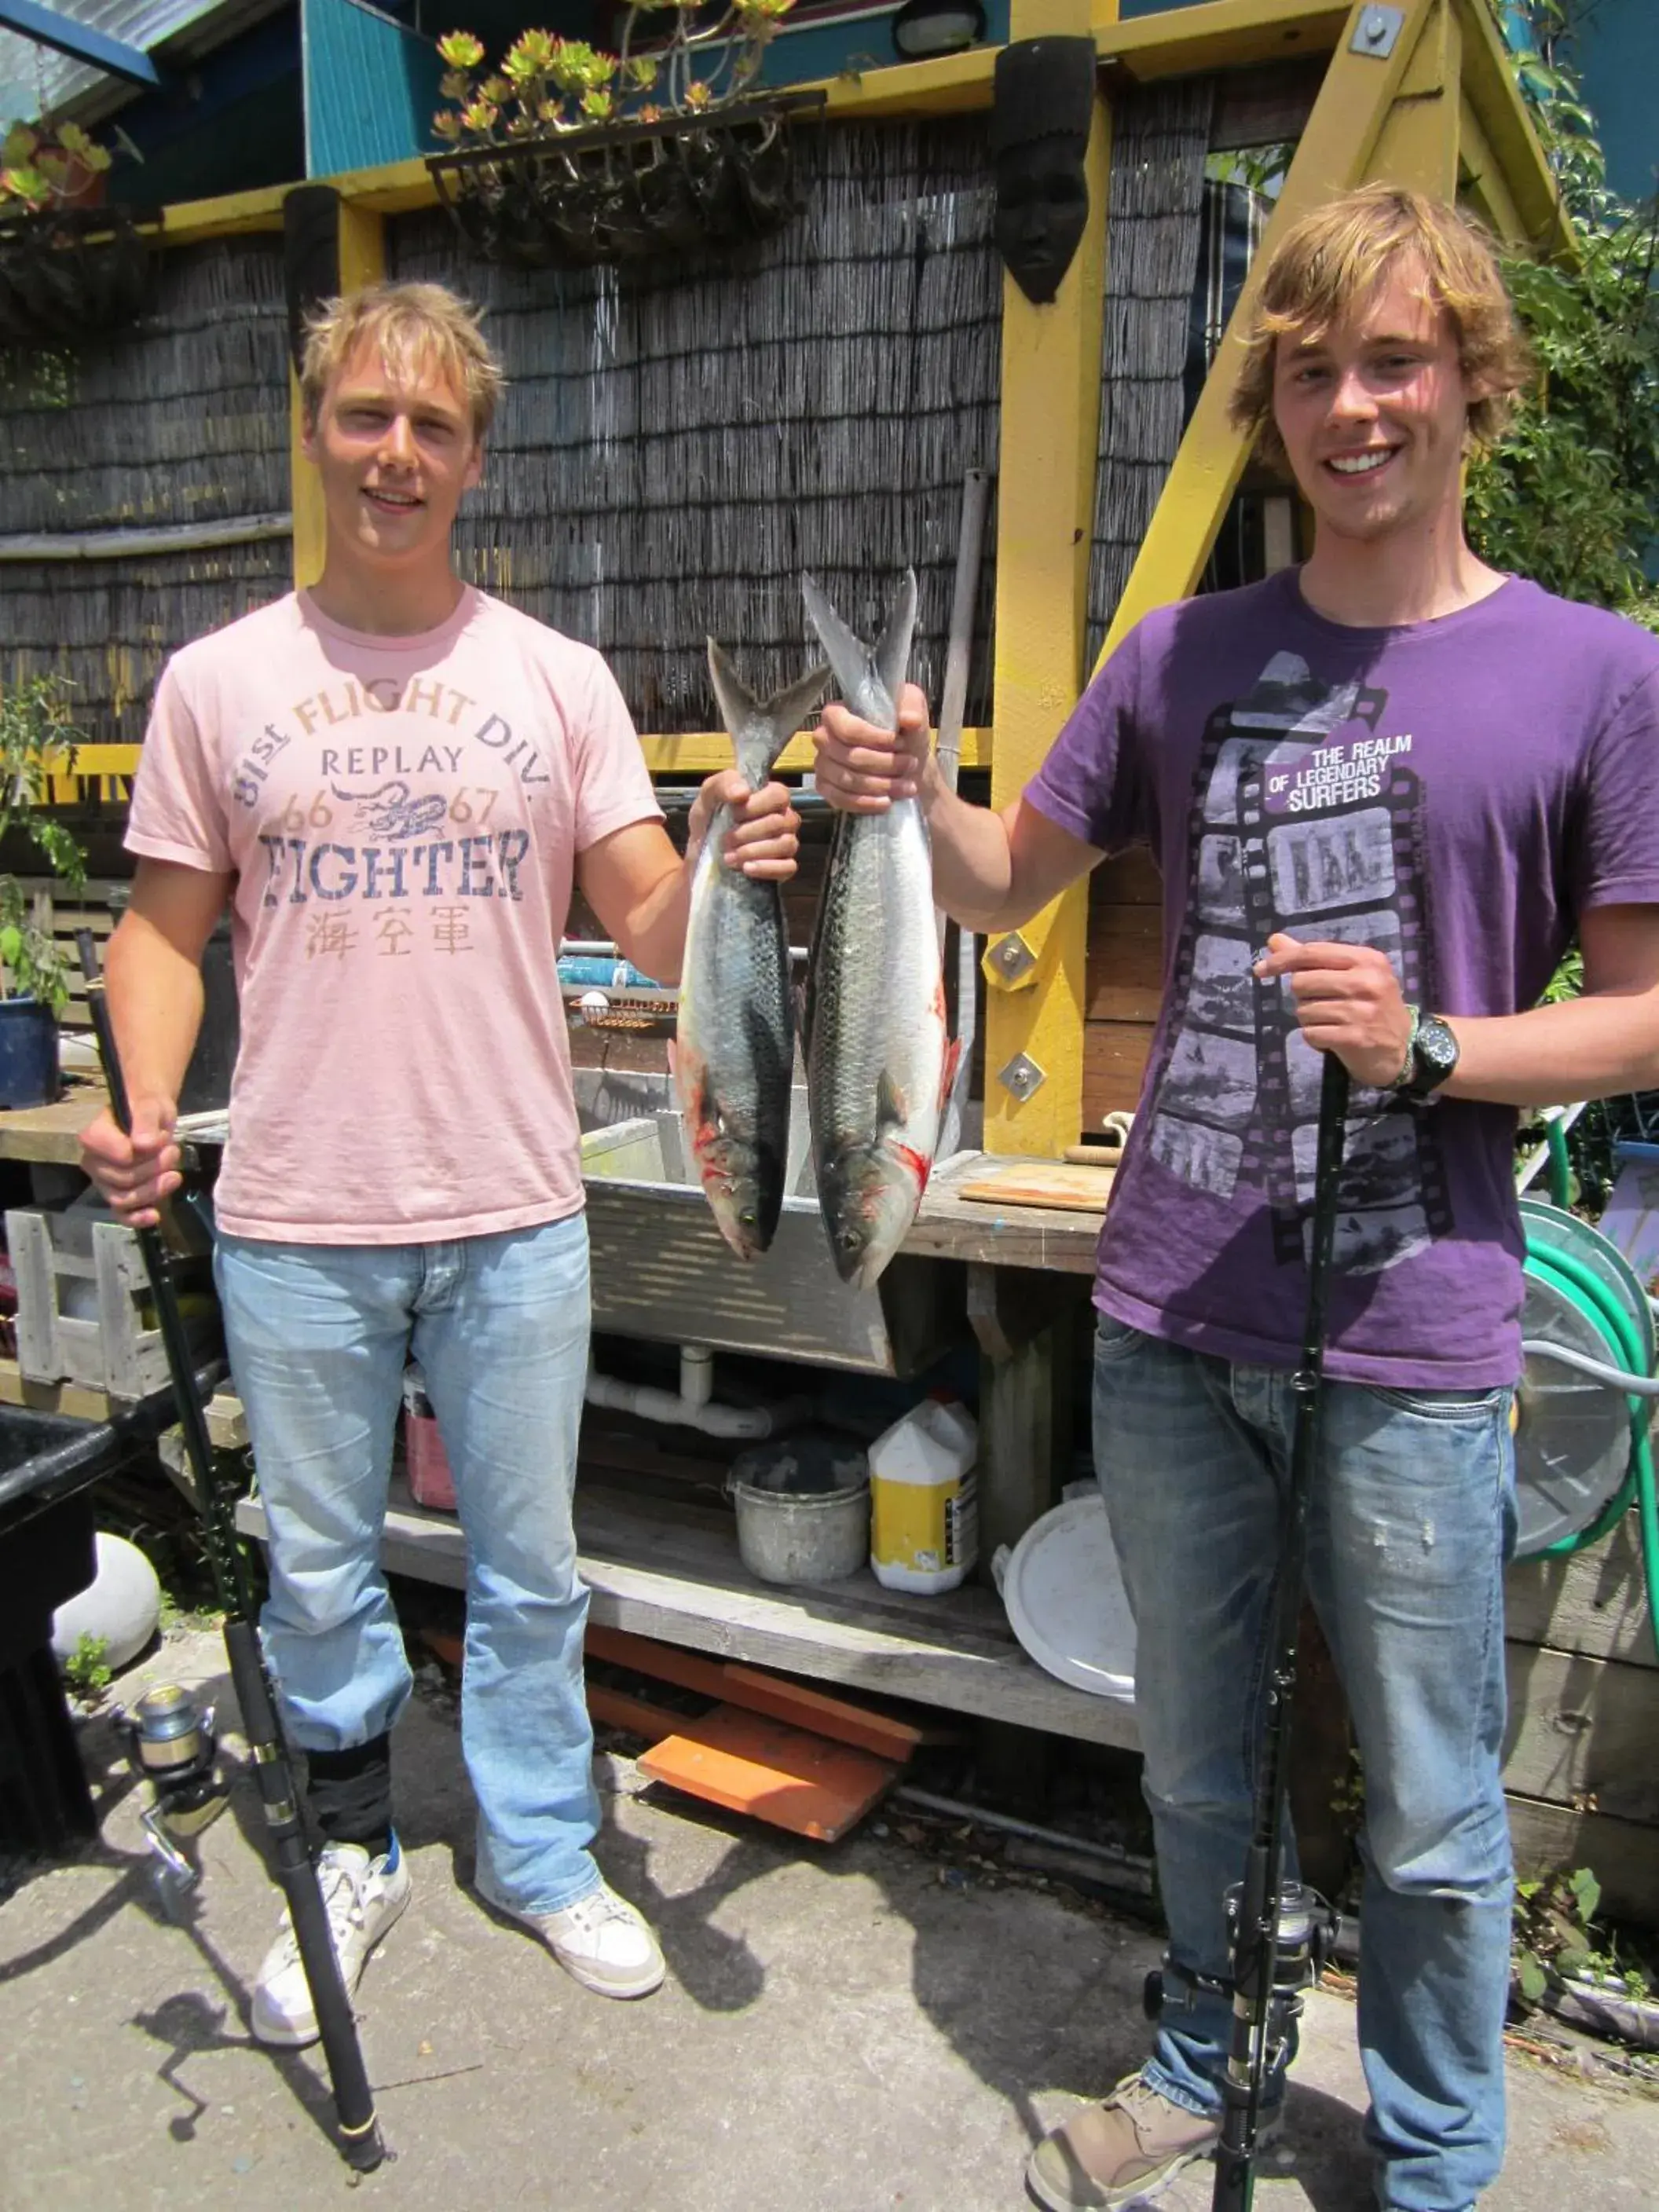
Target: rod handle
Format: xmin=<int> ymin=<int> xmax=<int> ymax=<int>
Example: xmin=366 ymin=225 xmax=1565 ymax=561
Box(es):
xmin=76 ymin=929 xmax=136 ymax=1133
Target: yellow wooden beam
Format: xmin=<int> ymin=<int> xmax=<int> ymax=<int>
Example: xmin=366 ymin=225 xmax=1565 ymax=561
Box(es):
xmin=1094 ymin=0 xmax=1348 ymax=77
xmin=1093 ymin=0 xmax=1441 ymax=673
xmin=153 ymin=179 xmax=287 ymax=243
xmin=290 ymin=200 xmax=386 ymax=591
xmin=1457 ymin=89 xmax=1525 ymax=248
xmin=980 ymin=0 xmax=1112 ymax=1160
xmin=820 ymin=46 xmax=994 ymax=117
xmin=643 ymin=727 xmax=990 ymax=777
xmin=1370 ymin=0 xmax=1461 ymax=200
xmin=1449 ymin=0 xmax=1567 ymax=258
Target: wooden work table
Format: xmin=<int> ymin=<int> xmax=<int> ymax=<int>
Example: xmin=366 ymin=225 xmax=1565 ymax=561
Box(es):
xmin=0 ymin=1082 xmax=108 ymax=1166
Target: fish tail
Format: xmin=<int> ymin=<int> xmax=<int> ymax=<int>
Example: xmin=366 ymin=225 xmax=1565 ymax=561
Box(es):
xmin=801 ymin=573 xmax=884 ymax=726
xmin=709 ymin=636 xmax=828 ymax=787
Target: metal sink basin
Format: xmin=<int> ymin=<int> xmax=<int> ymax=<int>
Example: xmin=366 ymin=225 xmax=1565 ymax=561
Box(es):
xmin=575 ymin=1067 xmax=961 ymax=1376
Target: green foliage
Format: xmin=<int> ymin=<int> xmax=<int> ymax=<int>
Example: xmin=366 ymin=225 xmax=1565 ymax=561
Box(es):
xmin=1467 ymin=4 xmax=1659 ymax=632
xmin=433 ymin=0 xmax=796 ymax=148
xmin=0 ymin=672 xmax=88 ymax=1015
xmin=61 ymin=1631 xmax=112 ymax=1699
xmin=1513 ymin=1865 xmax=1654 ymax=2006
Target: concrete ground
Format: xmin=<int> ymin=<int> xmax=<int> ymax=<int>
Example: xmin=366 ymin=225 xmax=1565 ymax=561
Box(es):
xmin=2 ymin=1627 xmax=1655 ymax=2212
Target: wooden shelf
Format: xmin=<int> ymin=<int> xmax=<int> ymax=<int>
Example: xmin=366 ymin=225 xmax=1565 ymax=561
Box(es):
xmin=236 ymin=1474 xmax=1140 ymax=1751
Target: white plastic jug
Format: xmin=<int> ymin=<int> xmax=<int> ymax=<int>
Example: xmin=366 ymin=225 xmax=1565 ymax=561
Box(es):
xmin=868 ymin=1395 xmax=978 ymax=1594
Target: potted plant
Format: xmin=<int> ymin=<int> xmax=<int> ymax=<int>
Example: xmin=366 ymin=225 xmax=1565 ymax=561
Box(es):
xmin=426 ymin=2 xmax=819 ymax=272
xmin=0 ymin=674 xmax=88 ymax=1109
xmin=0 ymin=115 xmax=156 ymax=346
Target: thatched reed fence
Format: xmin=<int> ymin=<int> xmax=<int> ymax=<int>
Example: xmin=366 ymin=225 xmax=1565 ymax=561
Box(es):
xmin=0 ymin=237 xmax=293 ymax=747
xmin=390 ymin=115 xmax=1002 ymax=734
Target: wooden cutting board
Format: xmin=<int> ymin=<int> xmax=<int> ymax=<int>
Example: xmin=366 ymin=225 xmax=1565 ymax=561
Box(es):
xmin=957 ymin=1159 xmax=1115 ymax=1213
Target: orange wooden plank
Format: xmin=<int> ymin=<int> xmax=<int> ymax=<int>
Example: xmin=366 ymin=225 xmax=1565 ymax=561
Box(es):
xmin=639 ymin=1707 xmax=898 ymax=1841
xmin=585 ymin=1624 xmax=730 ymax=1701
xmin=719 ymin=1664 xmax=927 ymax=1763
xmin=585 ymin=1683 xmax=686 ymax=1744
xmin=586 ymin=1624 xmax=928 ymax=1762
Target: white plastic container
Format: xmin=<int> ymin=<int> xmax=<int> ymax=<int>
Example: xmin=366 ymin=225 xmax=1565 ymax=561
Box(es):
xmin=868 ymin=1395 xmax=978 ymax=1594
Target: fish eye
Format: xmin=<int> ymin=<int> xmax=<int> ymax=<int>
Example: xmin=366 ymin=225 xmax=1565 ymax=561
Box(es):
xmin=740 ymin=1210 xmax=756 ymax=1225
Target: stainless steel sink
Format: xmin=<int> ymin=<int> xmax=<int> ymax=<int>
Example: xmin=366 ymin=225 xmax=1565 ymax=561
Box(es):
xmin=575 ymin=1068 xmax=962 ymax=1376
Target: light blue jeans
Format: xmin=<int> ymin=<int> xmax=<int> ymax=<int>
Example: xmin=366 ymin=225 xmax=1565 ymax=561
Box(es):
xmin=214 ymin=1215 xmax=602 ymax=1915
xmin=1093 ymin=1315 xmax=1515 ymax=2212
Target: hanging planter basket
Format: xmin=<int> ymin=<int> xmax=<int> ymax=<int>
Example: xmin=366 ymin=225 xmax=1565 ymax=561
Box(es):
xmin=0 ymin=203 xmax=163 ymax=348
xmin=427 ymin=91 xmax=824 ymax=273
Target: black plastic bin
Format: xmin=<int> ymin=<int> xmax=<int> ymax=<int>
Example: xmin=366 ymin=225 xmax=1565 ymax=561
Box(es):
xmin=0 ymin=1380 xmax=220 ymax=1855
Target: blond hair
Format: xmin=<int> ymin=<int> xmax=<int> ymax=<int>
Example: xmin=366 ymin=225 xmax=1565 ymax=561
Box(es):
xmin=299 ymin=280 xmax=505 ymax=441
xmin=1229 ymin=185 xmax=1531 ymax=469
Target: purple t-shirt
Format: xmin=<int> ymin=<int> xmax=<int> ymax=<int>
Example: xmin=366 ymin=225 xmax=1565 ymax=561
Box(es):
xmin=1027 ymin=569 xmax=1659 ymax=1387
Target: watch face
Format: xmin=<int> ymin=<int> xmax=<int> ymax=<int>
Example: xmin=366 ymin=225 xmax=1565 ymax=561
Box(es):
xmin=1415 ymin=1016 xmax=1459 ymax=1087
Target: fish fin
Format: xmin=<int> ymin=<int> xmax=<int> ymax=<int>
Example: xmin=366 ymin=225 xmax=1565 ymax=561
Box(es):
xmin=706 ymin=637 xmax=759 ymax=774
xmin=801 ymin=572 xmax=882 ymax=722
xmin=938 ymin=1035 xmax=962 ymax=1115
xmin=872 ymin=569 xmax=917 ymax=717
xmin=757 ymin=660 xmax=830 ymax=782
xmin=711 ymin=641 xmax=829 ymax=788
xmin=875 ymin=1068 xmax=910 ymax=1129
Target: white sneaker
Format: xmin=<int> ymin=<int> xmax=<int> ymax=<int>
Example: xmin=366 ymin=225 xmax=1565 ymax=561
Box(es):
xmin=496 ymin=1877 xmax=665 ymax=2000
xmin=250 ymin=1838 xmax=412 ymax=2048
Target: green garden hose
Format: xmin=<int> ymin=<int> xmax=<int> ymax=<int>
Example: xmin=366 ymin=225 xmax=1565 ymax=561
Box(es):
xmin=1521 ymin=1230 xmax=1659 ymax=1662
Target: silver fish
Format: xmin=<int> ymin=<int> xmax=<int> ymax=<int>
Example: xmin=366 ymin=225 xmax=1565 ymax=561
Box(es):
xmin=802 ymin=569 xmax=959 ymax=1291
xmin=672 ymin=642 xmax=826 ymax=1261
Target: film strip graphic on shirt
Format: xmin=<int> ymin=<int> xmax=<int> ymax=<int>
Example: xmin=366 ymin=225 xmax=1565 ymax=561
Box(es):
xmin=1144 ymin=651 xmax=1453 ymax=1278
xmin=1145 ymin=672 xmax=1368 ymax=1215
xmin=1236 ymin=754 xmax=1453 ymax=1269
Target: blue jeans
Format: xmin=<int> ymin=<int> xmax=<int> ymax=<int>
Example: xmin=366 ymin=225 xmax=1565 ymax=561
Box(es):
xmin=1093 ymin=1317 xmax=1515 ymax=2212
xmin=214 ymin=1215 xmax=602 ymax=1914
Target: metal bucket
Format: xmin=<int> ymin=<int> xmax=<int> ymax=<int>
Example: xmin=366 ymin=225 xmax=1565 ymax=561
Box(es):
xmin=727 ymin=1468 xmax=870 ymax=1587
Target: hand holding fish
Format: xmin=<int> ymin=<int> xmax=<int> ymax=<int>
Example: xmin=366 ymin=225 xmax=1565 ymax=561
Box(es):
xmin=812 ymin=682 xmax=932 ymax=813
xmin=687 ymin=771 xmax=801 ymax=881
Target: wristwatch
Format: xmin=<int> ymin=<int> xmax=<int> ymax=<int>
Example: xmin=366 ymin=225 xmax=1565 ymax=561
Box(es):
xmin=1397 ymin=1009 xmax=1459 ymax=1100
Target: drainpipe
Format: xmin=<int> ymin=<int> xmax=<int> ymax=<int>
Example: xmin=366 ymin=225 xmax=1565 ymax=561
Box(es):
xmin=583 ymin=1344 xmax=810 ymax=1441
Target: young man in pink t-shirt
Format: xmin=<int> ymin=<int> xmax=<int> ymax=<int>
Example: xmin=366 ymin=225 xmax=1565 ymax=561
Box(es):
xmin=81 ymin=282 xmax=801 ymax=2042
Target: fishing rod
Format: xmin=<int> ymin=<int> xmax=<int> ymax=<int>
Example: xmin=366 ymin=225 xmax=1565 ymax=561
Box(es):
xmin=1210 ymin=1049 xmax=1348 ymax=2212
xmin=76 ymin=932 xmax=386 ymax=2175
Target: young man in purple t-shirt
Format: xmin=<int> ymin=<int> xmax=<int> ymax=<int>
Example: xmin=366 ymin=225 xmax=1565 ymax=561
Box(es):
xmin=815 ymin=186 xmax=1659 ymax=2212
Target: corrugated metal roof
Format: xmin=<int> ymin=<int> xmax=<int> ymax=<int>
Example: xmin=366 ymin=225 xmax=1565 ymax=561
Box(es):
xmin=0 ymin=0 xmax=268 ymax=126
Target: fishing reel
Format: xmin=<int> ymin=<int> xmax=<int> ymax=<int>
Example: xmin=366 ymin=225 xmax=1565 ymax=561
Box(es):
xmin=1143 ymin=1880 xmax=1339 ymax=2027
xmin=113 ymin=1682 xmax=229 ymax=1911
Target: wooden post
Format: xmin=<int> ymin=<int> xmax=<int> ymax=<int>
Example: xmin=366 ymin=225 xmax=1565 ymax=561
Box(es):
xmin=981 ymin=0 xmax=1113 ymax=1163
xmin=1092 ymin=0 xmax=1441 ymax=674
xmin=289 ymin=200 xmax=385 ymax=590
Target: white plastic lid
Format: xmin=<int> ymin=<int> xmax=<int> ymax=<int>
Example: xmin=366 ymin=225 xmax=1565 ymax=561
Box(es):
xmin=998 ymin=1492 xmax=1137 ymax=1702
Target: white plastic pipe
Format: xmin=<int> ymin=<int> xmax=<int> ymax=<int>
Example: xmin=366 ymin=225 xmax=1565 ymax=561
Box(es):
xmin=584 ymin=1358 xmax=808 ymax=1440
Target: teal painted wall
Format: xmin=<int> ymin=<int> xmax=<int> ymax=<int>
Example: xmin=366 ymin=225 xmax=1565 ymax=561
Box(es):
xmin=1573 ymin=0 xmax=1658 ymax=207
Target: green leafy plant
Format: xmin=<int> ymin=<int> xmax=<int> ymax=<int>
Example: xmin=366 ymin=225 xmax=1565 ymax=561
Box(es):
xmin=0 ymin=673 xmax=87 ymax=1015
xmin=61 ymin=1630 xmax=112 ymax=1700
xmin=1467 ymin=3 xmax=1659 ymax=634
xmin=0 ymin=115 xmax=134 ymax=218
xmin=1512 ymin=1864 xmax=1654 ymax=2007
xmin=432 ymin=0 xmax=795 ymax=149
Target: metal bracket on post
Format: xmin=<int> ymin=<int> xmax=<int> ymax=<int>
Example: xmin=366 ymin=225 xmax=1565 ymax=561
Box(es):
xmin=997 ymin=1051 xmax=1046 ymax=1104
xmin=988 ymin=932 xmax=1038 ymax=987
xmin=1351 ymin=5 xmax=1404 ymax=57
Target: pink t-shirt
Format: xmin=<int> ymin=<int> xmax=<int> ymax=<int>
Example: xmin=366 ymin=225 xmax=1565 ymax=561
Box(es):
xmin=126 ymin=587 xmax=662 ymax=1243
